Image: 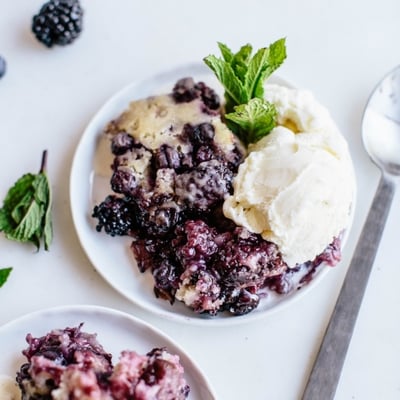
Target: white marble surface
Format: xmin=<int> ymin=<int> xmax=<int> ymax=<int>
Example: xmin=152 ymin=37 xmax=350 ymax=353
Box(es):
xmin=0 ymin=1 xmax=399 ymax=399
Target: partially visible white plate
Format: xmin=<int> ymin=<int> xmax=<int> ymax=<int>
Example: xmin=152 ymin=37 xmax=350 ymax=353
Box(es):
xmin=70 ymin=62 xmax=352 ymax=326
xmin=0 ymin=305 xmax=216 ymax=400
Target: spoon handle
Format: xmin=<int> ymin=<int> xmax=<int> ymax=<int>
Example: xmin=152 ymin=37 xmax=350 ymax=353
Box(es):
xmin=301 ymin=174 xmax=395 ymax=400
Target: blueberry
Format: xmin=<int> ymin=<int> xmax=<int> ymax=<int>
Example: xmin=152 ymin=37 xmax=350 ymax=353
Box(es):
xmin=0 ymin=56 xmax=6 ymax=78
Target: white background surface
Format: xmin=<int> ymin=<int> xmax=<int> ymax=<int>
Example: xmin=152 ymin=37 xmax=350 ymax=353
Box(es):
xmin=0 ymin=1 xmax=399 ymax=399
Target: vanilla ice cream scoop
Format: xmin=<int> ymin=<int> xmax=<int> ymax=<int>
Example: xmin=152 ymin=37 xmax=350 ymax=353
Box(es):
xmin=223 ymin=84 xmax=355 ymax=267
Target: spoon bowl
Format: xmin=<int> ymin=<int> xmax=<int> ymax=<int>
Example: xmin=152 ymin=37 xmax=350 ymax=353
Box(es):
xmin=362 ymin=65 xmax=400 ymax=176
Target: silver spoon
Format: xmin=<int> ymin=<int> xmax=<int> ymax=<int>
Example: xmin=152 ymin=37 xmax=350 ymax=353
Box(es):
xmin=301 ymin=66 xmax=400 ymax=400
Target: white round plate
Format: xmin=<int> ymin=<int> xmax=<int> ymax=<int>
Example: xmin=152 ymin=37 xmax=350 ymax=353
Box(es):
xmin=0 ymin=305 xmax=216 ymax=399
xmin=70 ymin=62 xmax=352 ymax=326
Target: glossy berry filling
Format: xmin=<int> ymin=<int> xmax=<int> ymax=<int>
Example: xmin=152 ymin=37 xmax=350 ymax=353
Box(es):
xmin=16 ymin=325 xmax=190 ymax=399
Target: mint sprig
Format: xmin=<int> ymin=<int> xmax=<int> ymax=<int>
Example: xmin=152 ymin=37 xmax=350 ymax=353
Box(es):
xmin=0 ymin=267 xmax=12 ymax=287
xmin=203 ymin=38 xmax=287 ymax=145
xmin=0 ymin=150 xmax=53 ymax=250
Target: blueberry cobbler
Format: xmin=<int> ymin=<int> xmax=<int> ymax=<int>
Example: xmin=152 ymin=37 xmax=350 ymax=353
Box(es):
xmin=92 ymin=41 xmax=355 ymax=317
xmin=16 ymin=325 xmax=189 ymax=400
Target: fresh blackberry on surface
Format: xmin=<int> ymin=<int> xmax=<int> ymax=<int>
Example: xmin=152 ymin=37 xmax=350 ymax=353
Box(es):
xmin=92 ymin=195 xmax=135 ymax=236
xmin=0 ymin=55 xmax=6 ymax=78
xmin=32 ymin=0 xmax=84 ymax=48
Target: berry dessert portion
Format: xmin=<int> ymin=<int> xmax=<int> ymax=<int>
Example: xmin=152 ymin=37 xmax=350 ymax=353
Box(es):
xmin=16 ymin=324 xmax=190 ymax=400
xmin=92 ymin=77 xmax=245 ymax=243
xmin=92 ymin=75 xmax=352 ymax=317
xmin=32 ymin=0 xmax=84 ymax=47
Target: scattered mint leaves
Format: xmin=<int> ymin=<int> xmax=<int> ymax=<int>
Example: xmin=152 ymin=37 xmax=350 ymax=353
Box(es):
xmin=0 ymin=267 xmax=12 ymax=287
xmin=225 ymin=98 xmax=278 ymax=145
xmin=0 ymin=150 xmax=53 ymax=250
xmin=203 ymin=38 xmax=287 ymax=145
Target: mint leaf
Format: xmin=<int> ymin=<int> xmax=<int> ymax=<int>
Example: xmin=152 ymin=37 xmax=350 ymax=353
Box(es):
xmin=12 ymin=199 xmax=43 ymax=242
xmin=217 ymin=42 xmax=234 ymax=63
xmin=231 ymin=43 xmax=252 ymax=82
xmin=225 ymin=98 xmax=278 ymax=146
xmin=203 ymin=54 xmax=248 ymax=108
xmin=204 ymin=39 xmax=287 ymax=145
xmin=0 ymin=267 xmax=12 ymax=288
xmin=1 ymin=174 xmax=35 ymax=217
xmin=246 ymin=38 xmax=286 ymax=99
xmin=0 ymin=150 xmax=53 ymax=250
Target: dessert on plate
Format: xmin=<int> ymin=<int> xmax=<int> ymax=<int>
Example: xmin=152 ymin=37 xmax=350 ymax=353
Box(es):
xmin=15 ymin=324 xmax=189 ymax=400
xmin=92 ymin=39 xmax=356 ymax=317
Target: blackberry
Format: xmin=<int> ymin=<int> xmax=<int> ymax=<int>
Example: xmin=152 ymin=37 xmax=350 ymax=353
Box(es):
xmin=131 ymin=238 xmax=159 ymax=272
xmin=175 ymin=160 xmax=234 ymax=212
xmin=133 ymin=195 xmax=181 ymax=238
xmin=219 ymin=228 xmax=286 ymax=281
xmin=152 ymin=259 xmax=182 ymax=302
xmin=182 ymin=123 xmax=221 ymax=165
xmin=195 ymin=81 xmax=221 ymax=111
xmin=111 ymin=132 xmax=136 ymax=155
xmin=177 ymin=268 xmax=222 ymax=315
xmin=110 ymin=145 xmax=154 ymax=197
xmin=92 ymin=195 xmax=135 ymax=236
xmin=172 ymin=78 xmax=220 ymax=111
xmin=154 ymin=144 xmax=181 ymax=170
xmin=172 ymin=78 xmax=199 ymax=103
xmin=175 ymin=220 xmax=219 ymax=262
xmin=190 ymin=123 xmax=215 ymax=145
xmin=32 ymin=0 xmax=84 ymax=48
xmin=110 ymin=169 xmax=139 ymax=196
xmin=0 ymin=56 xmax=6 ymax=78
